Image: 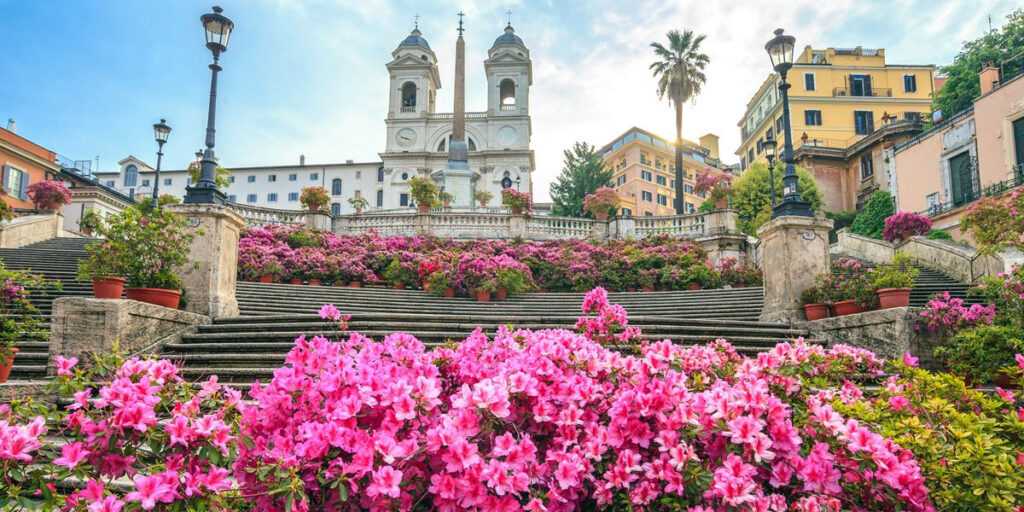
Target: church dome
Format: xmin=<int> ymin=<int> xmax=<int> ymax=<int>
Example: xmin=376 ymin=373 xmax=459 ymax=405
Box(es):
xmin=399 ymin=28 xmax=431 ymax=50
xmin=491 ymin=25 xmax=524 ymax=48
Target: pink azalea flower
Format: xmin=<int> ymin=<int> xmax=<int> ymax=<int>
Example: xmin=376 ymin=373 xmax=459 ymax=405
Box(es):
xmin=53 ymin=441 xmax=90 ymax=469
xmin=996 ymin=387 xmax=1015 ymax=402
xmin=54 ymin=355 xmax=78 ymax=377
xmin=902 ymin=352 xmax=919 ymax=367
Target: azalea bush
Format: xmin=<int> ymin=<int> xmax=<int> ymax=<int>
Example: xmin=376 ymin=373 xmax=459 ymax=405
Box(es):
xmin=25 ymin=179 xmax=72 ymax=209
xmin=933 ymin=325 xmax=1024 ymax=385
xmin=0 ymin=262 xmax=54 ymax=357
xmin=829 ymin=257 xmax=879 ymax=308
xmin=582 ymin=187 xmax=621 ymax=218
xmin=918 ymin=291 xmax=996 ymax=333
xmin=971 ymin=265 xmax=1024 ymax=329
xmin=77 ymin=209 xmax=103 ymax=233
xmin=716 ymin=256 xmax=763 ymax=287
xmin=883 ymin=212 xmax=932 ymax=243
xmin=693 ymin=169 xmax=732 ymax=203
xmin=960 ymin=185 xmax=1024 ymax=255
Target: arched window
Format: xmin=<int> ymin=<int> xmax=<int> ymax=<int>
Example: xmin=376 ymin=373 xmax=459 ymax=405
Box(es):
xmin=331 ymin=178 xmax=342 ymax=195
xmin=437 ymin=136 xmax=476 ymax=152
xmin=437 ymin=139 xmax=446 ymax=152
xmin=468 ymin=138 xmax=477 ymax=151
xmin=124 ymin=165 xmax=138 ymax=187
xmin=401 ymin=82 xmax=417 ymax=109
xmin=499 ymin=79 xmax=516 ymax=108
xmin=331 ymin=203 xmax=341 ymax=215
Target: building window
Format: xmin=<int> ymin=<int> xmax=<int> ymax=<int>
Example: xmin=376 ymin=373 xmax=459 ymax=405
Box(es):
xmin=124 ymin=165 xmax=138 ymax=187
xmin=247 ymin=175 xmax=255 ymax=183
xmin=657 ymin=194 xmax=667 ymax=206
xmin=246 ymin=194 xmax=257 ymax=203
xmin=1012 ymin=118 xmax=1024 ymax=170
xmin=621 ymin=208 xmax=632 ymax=216
xmin=804 ymin=73 xmax=816 ymax=91
xmin=685 ymin=202 xmax=695 ymax=214
xmin=267 ymin=193 xmax=278 ymax=202
xmin=399 ymin=193 xmax=409 ymax=206
xmin=854 ymin=111 xmax=874 ymax=135
xmin=949 ymin=151 xmax=979 ymax=206
xmin=228 ymin=176 xmax=235 ymax=183
xmin=860 ymin=155 xmax=874 ymax=180
xmin=331 ymin=203 xmax=341 ymax=215
xmin=756 ymin=137 xmax=764 ymax=154
xmin=805 ymin=110 xmax=822 ymax=126
xmin=641 ymin=170 xmax=653 ymax=181
xmin=616 ymin=175 xmax=626 ymax=186
xmin=228 ymin=195 xmax=237 ymax=202
xmin=331 ymin=178 xmax=342 ymax=195
xmin=378 ymin=168 xmax=385 ymax=182
xmin=747 ymin=148 xmax=754 ymax=164
xmin=903 ymin=74 xmax=917 ymax=93
xmin=656 ymin=175 xmax=667 ymax=186
xmin=310 ymin=173 xmax=319 ymax=181
xmin=641 ymin=190 xmax=653 ymax=202
xmin=776 ymin=117 xmax=784 ymax=135
xmin=670 ymin=180 xmax=676 ymax=189
xmin=644 ymin=211 xmax=653 ymax=216
xmin=925 ymin=193 xmax=939 ymax=213
xmin=141 ymin=179 xmax=150 ymax=187
xmin=376 ymin=189 xmax=384 ymax=207
xmin=684 ymin=184 xmax=694 ymax=194
xmin=356 ymin=171 xmax=361 ymax=179
xmin=164 ymin=178 xmax=172 ymax=186
xmin=740 ymin=157 xmax=747 ymax=171
xmin=289 ymin=173 xmax=297 ymax=181
xmin=268 ymin=174 xmax=277 ymax=182
xmin=105 ymin=180 xmax=114 ymax=187
xmin=288 ymin=192 xmax=298 ymax=201
xmin=2 ymin=165 xmax=28 ymax=199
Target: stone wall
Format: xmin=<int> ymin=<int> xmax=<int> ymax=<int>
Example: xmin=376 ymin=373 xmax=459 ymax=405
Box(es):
xmin=48 ymin=297 xmax=208 ymax=374
xmin=0 ymin=211 xmax=63 ymax=248
xmin=800 ymin=307 xmax=944 ymax=369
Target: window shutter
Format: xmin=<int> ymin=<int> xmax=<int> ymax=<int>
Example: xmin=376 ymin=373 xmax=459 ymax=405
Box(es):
xmin=20 ymin=171 xmax=30 ymax=200
xmin=867 ymin=112 xmax=875 ymax=133
xmin=863 ymin=75 xmax=873 ymax=95
xmin=1 ymin=165 xmax=8 ymax=195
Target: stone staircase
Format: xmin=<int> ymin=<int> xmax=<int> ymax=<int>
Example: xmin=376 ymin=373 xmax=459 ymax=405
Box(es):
xmin=0 ymin=237 xmax=98 ymax=379
xmin=830 ymin=255 xmax=981 ymax=306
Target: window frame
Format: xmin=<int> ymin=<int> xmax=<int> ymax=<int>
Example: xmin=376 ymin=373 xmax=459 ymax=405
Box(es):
xmin=803 ymin=72 xmax=816 ymax=92
xmin=804 ymin=109 xmax=822 ymax=126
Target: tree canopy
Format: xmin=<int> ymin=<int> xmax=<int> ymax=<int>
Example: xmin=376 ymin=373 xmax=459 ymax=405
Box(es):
xmin=850 ymin=190 xmax=895 ymax=239
xmin=732 ymin=162 xmax=823 ymax=234
xmin=934 ymin=9 xmax=1024 ymax=119
xmin=188 ymin=162 xmax=232 ymax=190
xmin=550 ymin=142 xmax=613 ymax=218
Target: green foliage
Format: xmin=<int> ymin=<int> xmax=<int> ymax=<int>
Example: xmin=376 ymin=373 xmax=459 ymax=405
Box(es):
xmin=188 ymin=162 xmax=232 ymax=189
xmin=872 ymin=252 xmax=919 ymax=289
xmin=299 ymin=186 xmax=330 ymax=210
xmin=497 ymin=267 xmax=536 ymax=294
xmin=826 ymin=209 xmax=858 ymax=243
xmin=732 ymin=162 xmax=823 ymax=234
xmin=697 ymin=199 xmax=715 ymax=212
xmin=961 ymin=185 xmax=1024 ymax=255
xmin=0 ymin=261 xmax=54 ymax=354
xmin=934 ymin=9 xmax=1024 ymax=119
xmin=850 ymin=190 xmax=894 ymax=239
xmin=474 ymin=189 xmax=494 ymax=205
xmin=971 ymin=265 xmax=1024 ymax=329
xmin=934 ymin=325 xmax=1024 ymax=385
xmin=438 ymin=191 xmax=455 ymax=204
xmin=347 ymin=196 xmax=369 ymax=210
xmin=835 ymin=362 xmax=1024 ymax=512
xmin=132 ymin=194 xmax=181 ymax=212
xmin=77 ymin=208 xmax=104 ymax=232
xmin=407 ymin=176 xmax=440 ymax=208
xmin=550 ymin=142 xmax=613 ymax=217
xmin=926 ymin=229 xmax=954 ymax=240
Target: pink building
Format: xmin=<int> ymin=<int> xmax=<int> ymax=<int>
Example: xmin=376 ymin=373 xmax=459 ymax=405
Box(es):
xmin=893 ymin=64 xmax=1024 ymax=241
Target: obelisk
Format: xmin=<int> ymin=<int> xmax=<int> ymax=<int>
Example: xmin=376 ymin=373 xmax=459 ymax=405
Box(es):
xmin=442 ymin=11 xmax=473 ymax=207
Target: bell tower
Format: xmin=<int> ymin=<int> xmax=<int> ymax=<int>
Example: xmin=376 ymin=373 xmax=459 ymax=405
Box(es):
xmin=484 ymin=23 xmax=532 ymax=115
xmin=386 ymin=25 xmax=441 ymax=119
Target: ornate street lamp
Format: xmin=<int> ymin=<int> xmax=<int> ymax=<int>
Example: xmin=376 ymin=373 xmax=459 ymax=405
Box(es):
xmin=515 ymin=176 xmax=521 ymax=191
xmin=151 ymin=119 xmax=171 ymax=209
xmin=765 ymin=28 xmax=813 ymax=218
xmin=184 ymin=6 xmax=234 ymax=205
xmin=762 ymin=134 xmax=777 ymax=208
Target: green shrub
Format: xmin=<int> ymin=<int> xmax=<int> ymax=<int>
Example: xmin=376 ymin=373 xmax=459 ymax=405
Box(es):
xmin=872 ymin=252 xmax=919 ymax=289
xmin=850 ymin=190 xmax=894 ymax=239
xmin=934 ymin=325 xmax=1024 ymax=385
xmin=732 ymin=162 xmax=823 ymax=234
xmin=826 ymin=210 xmax=858 ymax=243
xmin=926 ymin=229 xmax=954 ymax=240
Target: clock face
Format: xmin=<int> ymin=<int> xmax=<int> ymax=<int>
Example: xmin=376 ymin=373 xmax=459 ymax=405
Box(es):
xmin=497 ymin=126 xmax=517 ymax=146
xmin=396 ymin=128 xmax=417 ymax=147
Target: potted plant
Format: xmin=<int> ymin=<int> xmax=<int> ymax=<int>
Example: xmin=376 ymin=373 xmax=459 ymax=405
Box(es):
xmin=496 ymin=265 xmax=535 ymax=300
xmin=694 ymin=170 xmax=732 ymax=209
xmin=800 ymin=286 xmax=829 ymax=321
xmin=583 ymin=187 xmax=621 ymax=220
xmin=882 ymin=212 xmax=932 ymax=242
xmin=501 ymin=189 xmax=532 ymax=215
xmin=78 ymin=209 xmax=103 ymax=236
xmin=438 ymin=191 xmax=455 ymax=208
xmin=829 ymin=258 xmax=878 ymax=316
xmin=474 ymin=189 xmax=494 ymax=207
xmin=383 ymin=258 xmax=418 ymax=290
xmin=407 ymin=176 xmax=440 ymax=213
xmin=26 ymin=179 xmax=73 ymax=210
xmin=300 ymin=186 xmax=330 ymax=212
xmin=872 ymin=253 xmax=918 ymax=309
xmin=348 ymin=196 xmax=369 ymax=214
xmin=77 ymin=239 xmax=127 ymax=299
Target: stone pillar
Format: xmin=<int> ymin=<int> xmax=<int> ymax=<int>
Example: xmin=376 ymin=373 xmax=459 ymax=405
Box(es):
xmin=756 ymin=215 xmax=833 ymax=323
xmin=167 ymin=204 xmax=245 ymax=318
xmin=509 ymin=214 xmax=526 ymax=239
xmin=591 ymin=219 xmax=609 ymax=240
xmin=305 ymin=211 xmax=331 ymax=231
xmin=704 ymin=209 xmax=737 ymax=235
xmin=414 ymin=212 xmax=431 ymax=236
xmin=698 ymin=234 xmax=748 ymax=265
xmin=609 ymin=217 xmax=636 ymax=239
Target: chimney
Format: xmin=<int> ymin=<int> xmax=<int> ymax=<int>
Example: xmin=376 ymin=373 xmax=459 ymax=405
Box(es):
xmin=299 ymin=154 xmax=305 ymax=166
xmin=5 ymin=118 xmax=15 ymax=133
xmin=980 ymin=61 xmax=1000 ymax=95
xmin=699 ymin=133 xmax=720 ymax=160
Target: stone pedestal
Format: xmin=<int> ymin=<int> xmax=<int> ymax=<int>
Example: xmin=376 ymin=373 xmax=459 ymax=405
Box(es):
xmin=509 ymin=214 xmax=526 ymax=238
xmin=49 ymin=297 xmax=208 ymax=375
xmin=167 ymin=204 xmax=245 ymax=318
xmin=305 ymin=210 xmax=332 ymax=231
xmin=704 ymin=209 xmax=738 ymax=236
xmin=757 ymin=215 xmax=833 ymax=323
xmin=609 ymin=217 xmax=636 ymax=239
xmin=800 ymin=307 xmax=943 ymax=369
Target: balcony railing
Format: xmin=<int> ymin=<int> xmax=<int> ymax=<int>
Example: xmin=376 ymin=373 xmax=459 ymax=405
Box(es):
xmin=500 ymin=104 xmax=517 ymax=111
xmin=919 ymin=168 xmax=1024 ymax=218
xmin=429 ymin=112 xmax=489 ymax=120
xmin=832 ymin=87 xmax=892 ymax=97
xmin=400 ymin=106 xmax=415 ymax=113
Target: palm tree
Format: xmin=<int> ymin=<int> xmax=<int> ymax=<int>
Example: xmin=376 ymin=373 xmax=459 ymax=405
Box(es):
xmin=650 ymin=30 xmax=709 ymax=214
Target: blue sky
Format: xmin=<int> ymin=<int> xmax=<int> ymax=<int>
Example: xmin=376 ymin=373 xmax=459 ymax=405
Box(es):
xmin=1 ymin=0 xmax=1018 ymax=200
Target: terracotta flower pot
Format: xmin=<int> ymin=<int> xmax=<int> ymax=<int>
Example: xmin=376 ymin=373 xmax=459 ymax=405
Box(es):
xmin=877 ymin=287 xmax=911 ymax=309
xmin=125 ymin=287 xmax=182 ymax=309
xmin=258 ymin=275 xmax=274 ymax=283
xmin=687 ymin=283 xmax=701 ymax=291
xmin=443 ymin=201 xmax=451 ymax=208
xmin=0 ymin=348 xmax=18 ymax=383
xmin=355 ymin=208 xmax=362 ymax=214
xmin=349 ymin=281 xmax=362 ymax=288
xmin=732 ymin=283 xmax=747 ymax=289
xmin=900 ymin=230 xmax=915 ymax=241
xmin=444 ymin=288 xmax=455 ymax=298
xmin=394 ymin=283 xmax=406 ymax=290
xmin=417 ymin=203 xmax=431 ymax=213
xmin=92 ymin=276 xmax=125 ymax=299
xmin=594 ymin=210 xmax=608 ymax=221
xmin=307 ymin=279 xmax=322 ymax=286
xmin=714 ymin=199 xmax=729 ymax=209
xmin=642 ymin=286 xmax=654 ymax=292
xmin=803 ymin=303 xmax=829 ymax=321
xmin=476 ymin=290 xmax=492 ymax=303
xmin=627 ymin=288 xmax=637 ymax=293
xmin=510 ymin=206 xmax=523 ymax=215
xmin=496 ymin=288 xmax=507 ymax=300
xmin=832 ymin=300 xmax=861 ymax=316
xmin=479 ymin=201 xmax=488 ymax=207
xmin=309 ymin=204 xmax=321 ymax=212
xmin=289 ymin=278 xmax=303 ymax=285
xmin=82 ymin=227 xmax=92 ymax=236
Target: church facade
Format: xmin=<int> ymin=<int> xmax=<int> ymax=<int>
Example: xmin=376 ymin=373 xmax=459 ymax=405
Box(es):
xmin=98 ymin=23 xmax=534 ymax=215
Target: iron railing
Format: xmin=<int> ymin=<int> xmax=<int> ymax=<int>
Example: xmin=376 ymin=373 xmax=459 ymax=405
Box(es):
xmin=832 ymin=87 xmax=892 ymax=97
xmin=920 ymin=168 xmax=1024 ymax=218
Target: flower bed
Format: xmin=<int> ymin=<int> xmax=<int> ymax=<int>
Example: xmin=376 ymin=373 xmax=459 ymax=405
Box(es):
xmin=10 ymin=289 xmax=1017 ymax=510
xmin=236 ymin=227 xmax=760 ymax=296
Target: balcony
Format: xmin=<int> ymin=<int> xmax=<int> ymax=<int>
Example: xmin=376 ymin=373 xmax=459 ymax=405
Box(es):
xmin=832 ymin=87 xmax=892 ymax=98
xmin=400 ymin=106 xmax=416 ymax=113
xmin=500 ymin=104 xmax=517 ymax=111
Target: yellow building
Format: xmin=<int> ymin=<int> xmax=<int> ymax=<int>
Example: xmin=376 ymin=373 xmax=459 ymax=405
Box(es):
xmin=599 ymin=127 xmax=734 ymax=216
xmin=735 ymin=46 xmax=935 ymax=211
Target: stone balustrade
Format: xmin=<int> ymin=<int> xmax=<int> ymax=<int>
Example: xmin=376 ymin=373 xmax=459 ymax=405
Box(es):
xmin=0 ymin=210 xmax=65 ymax=248
xmin=226 ymin=202 xmax=309 ymax=228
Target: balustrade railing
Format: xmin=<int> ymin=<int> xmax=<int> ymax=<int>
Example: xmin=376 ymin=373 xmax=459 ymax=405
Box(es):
xmin=227 ymin=202 xmax=308 ymax=228
xmin=525 ymin=216 xmax=594 ymax=240
xmin=634 ymin=214 xmax=706 ymax=238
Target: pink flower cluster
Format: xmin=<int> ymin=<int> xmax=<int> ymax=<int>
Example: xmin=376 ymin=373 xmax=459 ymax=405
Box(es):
xmin=235 ymin=293 xmax=934 ymax=511
xmin=883 ymin=212 xmax=932 ymax=242
xmin=918 ymin=291 xmax=996 ymax=332
xmin=575 ymin=287 xmax=640 ymax=344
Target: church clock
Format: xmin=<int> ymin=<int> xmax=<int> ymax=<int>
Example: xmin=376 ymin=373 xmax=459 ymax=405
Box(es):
xmin=396 ymin=128 xmax=417 ymax=147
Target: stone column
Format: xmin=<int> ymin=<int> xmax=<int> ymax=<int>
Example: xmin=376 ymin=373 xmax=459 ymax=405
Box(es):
xmin=704 ymin=209 xmax=737 ymax=236
xmin=591 ymin=219 xmax=609 ymax=240
xmin=167 ymin=204 xmax=245 ymax=318
xmin=609 ymin=217 xmax=636 ymax=239
xmin=509 ymin=214 xmax=526 ymax=239
xmin=305 ymin=211 xmax=332 ymax=231
xmin=756 ymin=215 xmax=833 ymax=323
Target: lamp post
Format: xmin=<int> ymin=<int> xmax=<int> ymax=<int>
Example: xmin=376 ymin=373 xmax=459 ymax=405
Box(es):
xmin=184 ymin=6 xmax=234 ymax=205
xmin=765 ymin=28 xmax=813 ymax=218
xmin=515 ymin=176 xmax=521 ymax=191
xmin=151 ymin=119 xmax=171 ymax=209
xmin=762 ymin=135 xmax=777 ymax=208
